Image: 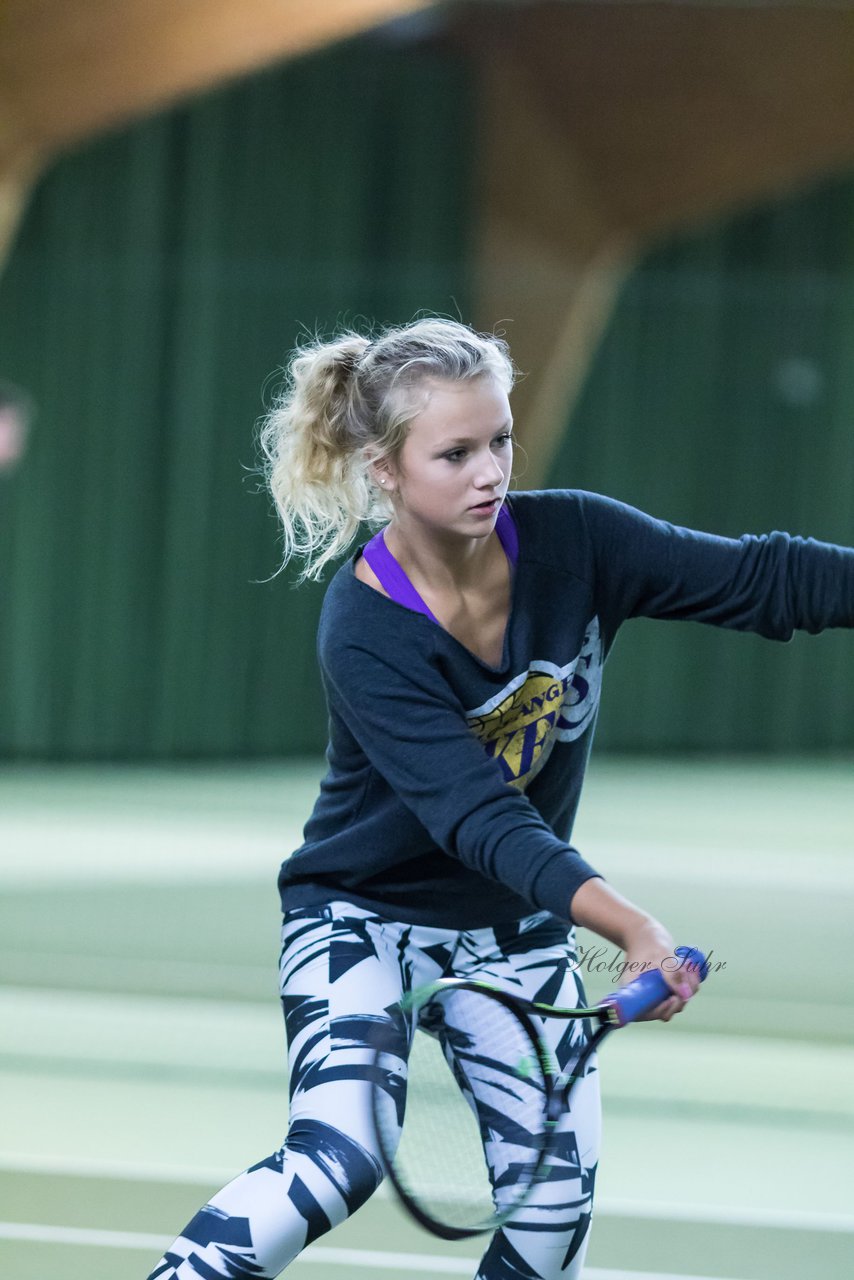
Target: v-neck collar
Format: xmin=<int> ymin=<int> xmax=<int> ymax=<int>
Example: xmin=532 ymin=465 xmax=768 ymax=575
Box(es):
xmin=355 ymin=499 xmax=520 ymax=673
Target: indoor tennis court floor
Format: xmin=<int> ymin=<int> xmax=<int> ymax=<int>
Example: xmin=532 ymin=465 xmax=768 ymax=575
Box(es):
xmin=1 ymin=757 xmax=852 ymax=1279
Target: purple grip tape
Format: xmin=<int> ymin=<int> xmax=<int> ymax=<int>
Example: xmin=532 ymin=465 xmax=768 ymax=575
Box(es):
xmin=598 ymin=946 xmax=709 ymax=1028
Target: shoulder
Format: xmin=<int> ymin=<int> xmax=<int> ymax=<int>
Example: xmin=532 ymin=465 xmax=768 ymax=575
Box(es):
xmin=508 ymin=487 xmax=609 ymax=514
xmin=507 ymin=487 xmax=590 ymax=523
xmin=352 ymin=548 xmax=391 ymax=598
xmin=507 ymin=489 xmax=668 ymax=591
xmin=318 ymin=549 xmax=433 ymax=674
xmin=509 ymin=487 xmax=651 ymax=540
xmin=506 ymin=488 xmax=599 ymax=556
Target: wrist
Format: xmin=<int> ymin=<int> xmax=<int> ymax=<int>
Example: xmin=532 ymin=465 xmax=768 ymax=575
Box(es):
xmin=570 ymin=878 xmax=663 ymax=950
xmin=619 ymin=915 xmax=672 ymax=952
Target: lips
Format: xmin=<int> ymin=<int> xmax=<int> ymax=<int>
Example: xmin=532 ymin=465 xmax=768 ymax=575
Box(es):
xmin=470 ymin=498 xmax=499 ymax=511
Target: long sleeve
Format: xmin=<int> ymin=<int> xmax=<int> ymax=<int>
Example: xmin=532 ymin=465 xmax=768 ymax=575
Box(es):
xmin=578 ymin=491 xmax=854 ymax=639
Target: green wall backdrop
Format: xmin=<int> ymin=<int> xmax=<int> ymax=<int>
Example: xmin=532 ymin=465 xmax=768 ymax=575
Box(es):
xmin=549 ymin=175 xmax=854 ymax=752
xmin=0 ymin=38 xmax=474 ymax=759
xmin=2 ymin=40 xmax=853 ymax=759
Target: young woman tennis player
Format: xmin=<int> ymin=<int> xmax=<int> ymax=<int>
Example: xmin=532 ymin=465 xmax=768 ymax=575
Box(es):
xmin=147 ymin=318 xmax=853 ymax=1279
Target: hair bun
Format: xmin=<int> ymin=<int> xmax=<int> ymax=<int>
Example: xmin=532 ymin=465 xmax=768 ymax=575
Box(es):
xmin=334 ymin=337 xmax=371 ymax=378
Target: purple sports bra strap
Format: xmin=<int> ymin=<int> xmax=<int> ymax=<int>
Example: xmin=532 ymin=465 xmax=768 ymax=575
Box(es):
xmin=362 ymin=529 xmax=441 ymax=623
xmin=495 ymin=499 xmax=519 ymax=565
xmin=361 ymin=499 xmax=518 ymax=624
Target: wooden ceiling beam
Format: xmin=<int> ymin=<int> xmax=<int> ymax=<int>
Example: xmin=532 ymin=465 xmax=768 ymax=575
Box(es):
xmin=0 ymin=0 xmax=432 ymax=170
xmin=449 ymin=2 xmax=854 ymax=482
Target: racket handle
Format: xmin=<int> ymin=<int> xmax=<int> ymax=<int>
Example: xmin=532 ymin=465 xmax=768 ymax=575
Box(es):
xmin=598 ymin=946 xmax=709 ymax=1027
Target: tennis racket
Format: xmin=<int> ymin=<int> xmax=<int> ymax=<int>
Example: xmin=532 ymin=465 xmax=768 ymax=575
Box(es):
xmin=370 ymin=945 xmax=709 ymax=1240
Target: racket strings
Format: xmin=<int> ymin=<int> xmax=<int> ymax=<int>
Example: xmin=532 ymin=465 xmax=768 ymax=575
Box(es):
xmin=373 ymin=985 xmax=551 ymax=1233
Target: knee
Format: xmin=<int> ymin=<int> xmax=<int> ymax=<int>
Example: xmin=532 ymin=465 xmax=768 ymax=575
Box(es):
xmin=284 ymin=1118 xmax=383 ymax=1214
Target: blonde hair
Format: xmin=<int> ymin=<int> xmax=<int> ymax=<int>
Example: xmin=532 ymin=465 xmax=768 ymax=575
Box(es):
xmin=257 ymin=317 xmax=518 ymax=584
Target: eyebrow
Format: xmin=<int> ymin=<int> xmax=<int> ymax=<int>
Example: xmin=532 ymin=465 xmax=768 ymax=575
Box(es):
xmin=437 ymin=422 xmax=514 ymax=448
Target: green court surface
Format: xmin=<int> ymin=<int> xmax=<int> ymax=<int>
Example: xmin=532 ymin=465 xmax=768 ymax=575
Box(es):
xmin=1 ymin=757 xmax=852 ymax=1279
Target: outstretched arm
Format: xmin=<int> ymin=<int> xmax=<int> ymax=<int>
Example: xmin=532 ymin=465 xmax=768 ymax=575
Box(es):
xmin=578 ymin=490 xmax=854 ymax=639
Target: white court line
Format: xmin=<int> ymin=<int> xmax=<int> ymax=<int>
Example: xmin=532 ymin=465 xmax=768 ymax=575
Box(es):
xmin=598 ymin=1197 xmax=854 ymax=1234
xmin=0 ymin=1223 xmax=761 ymax=1279
xmin=2 ymin=1226 xmax=470 ymax=1271
xmin=0 ymin=1152 xmax=236 ymax=1183
xmin=1 ymin=1155 xmax=853 ymax=1234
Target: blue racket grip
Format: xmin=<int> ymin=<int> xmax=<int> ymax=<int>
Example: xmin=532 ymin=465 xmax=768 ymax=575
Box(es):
xmin=598 ymin=946 xmax=709 ymax=1028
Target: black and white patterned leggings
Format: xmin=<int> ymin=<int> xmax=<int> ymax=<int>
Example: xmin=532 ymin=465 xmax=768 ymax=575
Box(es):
xmin=146 ymin=903 xmax=601 ymax=1280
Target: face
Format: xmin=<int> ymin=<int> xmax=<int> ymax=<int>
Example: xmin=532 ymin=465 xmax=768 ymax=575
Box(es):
xmin=379 ymin=376 xmax=514 ymax=537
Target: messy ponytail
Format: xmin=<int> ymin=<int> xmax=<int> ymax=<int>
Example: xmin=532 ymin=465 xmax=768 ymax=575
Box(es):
xmin=257 ymin=317 xmax=517 ymax=584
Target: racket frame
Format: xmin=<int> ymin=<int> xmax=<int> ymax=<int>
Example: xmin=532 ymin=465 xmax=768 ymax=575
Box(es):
xmin=371 ymin=948 xmax=708 ymax=1240
xmin=369 ymin=977 xmax=608 ymax=1240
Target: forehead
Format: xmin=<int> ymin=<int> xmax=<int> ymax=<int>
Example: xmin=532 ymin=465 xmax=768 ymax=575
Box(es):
xmin=405 ymin=377 xmax=511 ymax=443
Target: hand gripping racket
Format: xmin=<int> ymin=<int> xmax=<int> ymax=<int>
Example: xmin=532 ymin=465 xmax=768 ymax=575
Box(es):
xmin=370 ymin=946 xmax=709 ymax=1240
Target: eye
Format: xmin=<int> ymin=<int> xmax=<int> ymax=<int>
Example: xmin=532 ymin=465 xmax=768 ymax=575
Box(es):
xmin=445 ymin=435 xmax=512 ymax=465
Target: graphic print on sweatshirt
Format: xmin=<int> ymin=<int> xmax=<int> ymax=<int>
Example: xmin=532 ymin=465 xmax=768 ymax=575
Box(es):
xmin=466 ymin=616 xmax=603 ymax=790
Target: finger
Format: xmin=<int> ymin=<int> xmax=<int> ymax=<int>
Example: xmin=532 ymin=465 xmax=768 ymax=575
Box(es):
xmin=672 ymin=952 xmax=705 ymax=996
xmin=662 ymin=969 xmax=699 ymax=1001
xmin=638 ymin=993 xmax=683 ymax=1022
xmin=658 ymin=996 xmax=684 ymax=1022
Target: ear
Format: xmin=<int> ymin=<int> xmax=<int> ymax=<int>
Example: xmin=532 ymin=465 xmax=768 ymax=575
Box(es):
xmin=365 ymin=450 xmax=394 ymax=493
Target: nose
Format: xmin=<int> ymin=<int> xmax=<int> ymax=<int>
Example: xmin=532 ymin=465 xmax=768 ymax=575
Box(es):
xmin=475 ymin=448 xmax=507 ymax=488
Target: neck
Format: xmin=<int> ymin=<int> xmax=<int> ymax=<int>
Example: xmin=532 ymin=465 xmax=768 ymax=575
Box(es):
xmin=384 ymin=517 xmax=498 ymax=595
